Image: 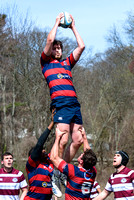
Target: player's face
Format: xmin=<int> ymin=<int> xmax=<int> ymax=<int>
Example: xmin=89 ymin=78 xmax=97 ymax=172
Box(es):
xmin=113 ymin=153 xmax=122 ymax=167
xmin=1 ymin=155 xmax=13 ymax=170
xmin=41 ymin=149 xmax=48 ymax=162
xmin=52 ymin=44 xmax=62 ymax=60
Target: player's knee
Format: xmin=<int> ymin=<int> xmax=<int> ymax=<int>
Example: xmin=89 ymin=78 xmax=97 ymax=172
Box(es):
xmin=78 ymin=138 xmax=83 ymax=146
xmin=59 ymin=131 xmax=69 ymax=149
xmin=60 ymin=137 xmax=68 ymax=148
xmin=72 ymin=128 xmax=83 ymax=146
xmin=73 ymin=137 xmax=83 ymax=147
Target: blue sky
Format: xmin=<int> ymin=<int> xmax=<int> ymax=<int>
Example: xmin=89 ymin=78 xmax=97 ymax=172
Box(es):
xmin=1 ymin=0 xmax=134 ymax=54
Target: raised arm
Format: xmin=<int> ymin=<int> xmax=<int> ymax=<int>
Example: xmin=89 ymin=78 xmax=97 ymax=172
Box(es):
xmin=69 ymin=15 xmax=85 ymax=61
xmin=30 ymin=110 xmax=55 ymax=161
xmin=93 ymin=189 xmax=110 ymax=200
xmin=44 ymin=13 xmax=64 ymax=56
xmin=50 ymin=127 xmax=65 ymax=168
xmin=81 ymin=127 xmax=90 ymax=151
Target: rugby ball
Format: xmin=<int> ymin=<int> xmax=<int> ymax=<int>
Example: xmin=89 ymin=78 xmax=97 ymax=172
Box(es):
xmin=60 ymin=12 xmax=72 ymax=28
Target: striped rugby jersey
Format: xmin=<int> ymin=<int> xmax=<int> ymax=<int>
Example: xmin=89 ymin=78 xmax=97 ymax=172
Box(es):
xmin=24 ymin=155 xmax=54 ymax=200
xmin=90 ymin=181 xmax=100 ymax=199
xmin=58 ymin=160 xmax=97 ymax=200
xmin=0 ymin=167 xmax=27 ymax=200
xmin=40 ymin=52 xmax=77 ymax=101
xmin=105 ymin=167 xmax=134 ymax=199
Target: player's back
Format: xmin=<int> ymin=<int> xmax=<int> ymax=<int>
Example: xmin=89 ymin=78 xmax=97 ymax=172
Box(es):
xmin=63 ymin=163 xmax=97 ymax=200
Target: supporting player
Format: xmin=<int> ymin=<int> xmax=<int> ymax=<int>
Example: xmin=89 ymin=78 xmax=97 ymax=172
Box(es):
xmin=24 ymin=110 xmax=62 ymax=200
xmin=50 ymin=127 xmax=97 ymax=200
xmin=93 ymin=151 xmax=134 ymax=200
xmin=40 ymin=12 xmax=85 ymax=163
xmin=0 ymin=152 xmax=28 ymax=200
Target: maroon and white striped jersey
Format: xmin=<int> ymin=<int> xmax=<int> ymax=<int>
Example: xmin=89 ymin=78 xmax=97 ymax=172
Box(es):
xmin=105 ymin=167 xmax=134 ymax=199
xmin=90 ymin=181 xmax=100 ymax=199
xmin=0 ymin=167 xmax=28 ymax=200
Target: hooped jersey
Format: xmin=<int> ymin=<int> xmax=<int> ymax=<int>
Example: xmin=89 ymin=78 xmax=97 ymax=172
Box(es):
xmin=58 ymin=160 xmax=97 ymax=200
xmin=0 ymin=167 xmax=27 ymax=200
xmin=40 ymin=52 xmax=77 ymax=100
xmin=24 ymin=154 xmax=54 ymax=200
xmin=105 ymin=167 xmax=134 ymax=199
xmin=90 ymin=181 xmax=100 ymax=199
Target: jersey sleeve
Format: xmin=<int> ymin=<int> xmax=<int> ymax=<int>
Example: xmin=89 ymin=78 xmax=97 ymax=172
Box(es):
xmin=40 ymin=51 xmax=51 ymax=66
xmin=58 ymin=160 xmax=75 ymax=178
xmin=130 ymin=170 xmax=134 ymax=185
xmin=94 ymin=181 xmax=100 ymax=189
xmin=30 ymin=128 xmax=51 ymax=161
xmin=69 ymin=53 xmax=77 ymax=69
xmin=58 ymin=160 xmax=67 ymax=173
xmin=19 ymin=171 xmax=28 ymax=189
xmin=105 ymin=177 xmax=113 ymax=192
xmin=26 ymin=155 xmax=39 ymax=174
xmin=96 ymin=184 xmax=100 ymax=189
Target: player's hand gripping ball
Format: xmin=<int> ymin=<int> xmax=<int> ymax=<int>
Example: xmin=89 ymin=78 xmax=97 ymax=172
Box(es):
xmin=60 ymin=12 xmax=72 ymax=28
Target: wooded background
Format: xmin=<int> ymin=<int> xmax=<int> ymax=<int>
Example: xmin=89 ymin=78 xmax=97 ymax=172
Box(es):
xmin=0 ymin=7 xmax=134 ymax=197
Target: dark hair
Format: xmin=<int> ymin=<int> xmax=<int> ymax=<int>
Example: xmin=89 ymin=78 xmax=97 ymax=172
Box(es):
xmin=82 ymin=149 xmax=97 ymax=170
xmin=28 ymin=147 xmax=46 ymax=157
xmin=1 ymin=152 xmax=13 ymax=161
xmin=53 ymin=40 xmax=63 ymax=51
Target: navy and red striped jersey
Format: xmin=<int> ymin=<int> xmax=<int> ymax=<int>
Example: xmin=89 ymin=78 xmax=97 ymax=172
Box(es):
xmin=40 ymin=52 xmax=77 ymax=100
xmin=24 ymin=154 xmax=54 ymax=200
xmin=58 ymin=160 xmax=97 ymax=200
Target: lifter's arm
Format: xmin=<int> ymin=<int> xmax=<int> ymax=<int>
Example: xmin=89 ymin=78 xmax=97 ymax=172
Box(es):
xmin=31 ymin=111 xmax=55 ymax=161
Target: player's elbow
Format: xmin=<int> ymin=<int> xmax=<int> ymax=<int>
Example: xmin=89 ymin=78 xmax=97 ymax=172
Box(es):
xmin=47 ymin=38 xmax=53 ymax=44
xmin=46 ymin=36 xmax=55 ymax=45
xmin=80 ymin=44 xmax=85 ymax=52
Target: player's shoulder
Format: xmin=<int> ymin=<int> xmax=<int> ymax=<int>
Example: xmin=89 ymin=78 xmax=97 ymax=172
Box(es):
xmin=109 ymin=172 xmax=115 ymax=179
xmin=12 ymin=168 xmax=23 ymax=175
xmin=124 ymin=167 xmax=134 ymax=175
xmin=60 ymin=56 xmax=71 ymax=66
xmin=93 ymin=166 xmax=97 ymax=173
xmin=65 ymin=162 xmax=76 ymax=175
xmin=67 ymin=162 xmax=75 ymax=170
xmin=0 ymin=168 xmax=3 ymax=173
xmin=87 ymin=166 xmax=97 ymax=177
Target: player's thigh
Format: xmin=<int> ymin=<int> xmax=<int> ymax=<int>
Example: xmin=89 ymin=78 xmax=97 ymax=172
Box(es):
xmin=56 ymin=123 xmax=70 ymax=144
xmin=70 ymin=123 xmax=83 ymax=143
